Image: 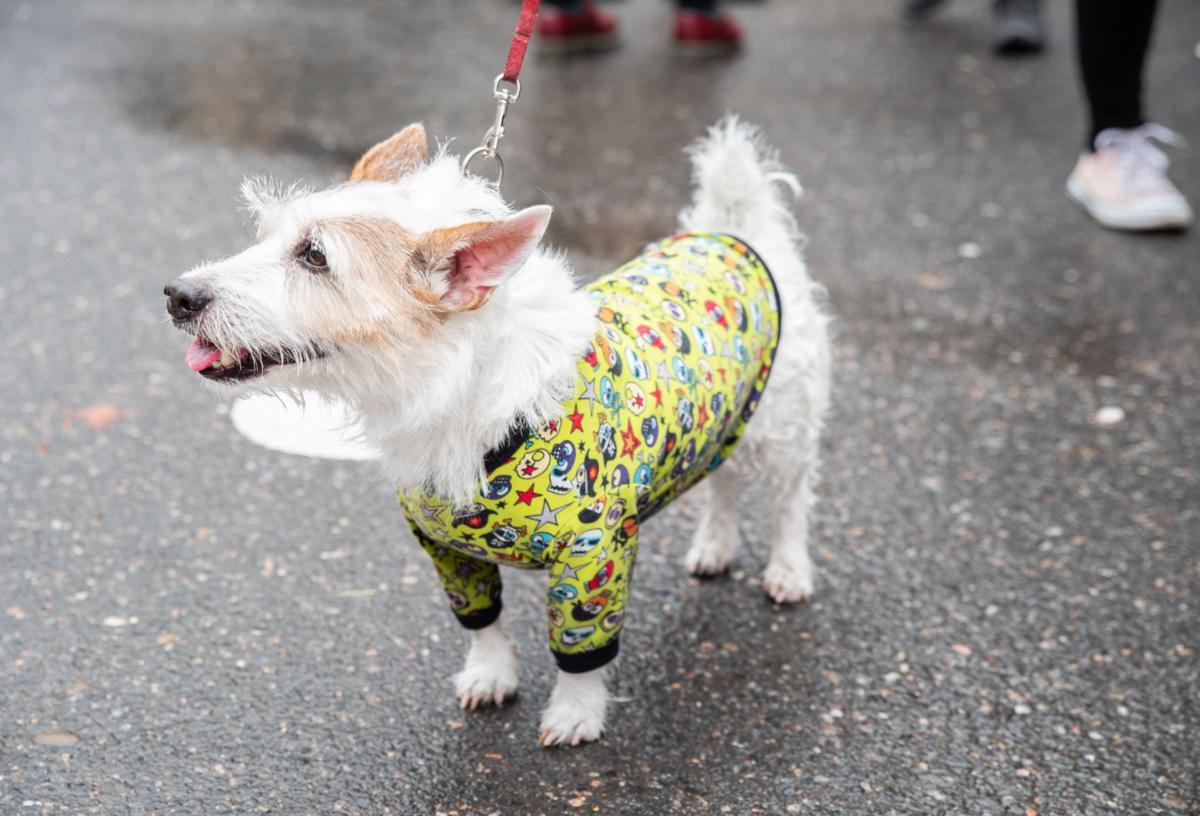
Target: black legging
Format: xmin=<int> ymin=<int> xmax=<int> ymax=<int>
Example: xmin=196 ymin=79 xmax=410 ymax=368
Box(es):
xmin=1076 ymin=0 xmax=1159 ymax=148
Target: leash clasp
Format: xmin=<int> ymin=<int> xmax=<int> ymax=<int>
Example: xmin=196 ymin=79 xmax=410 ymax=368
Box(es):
xmin=462 ymin=74 xmax=521 ymax=189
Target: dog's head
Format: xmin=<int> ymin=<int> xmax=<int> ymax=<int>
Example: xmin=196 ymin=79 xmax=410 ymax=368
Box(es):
xmin=164 ymin=123 xmax=551 ymax=394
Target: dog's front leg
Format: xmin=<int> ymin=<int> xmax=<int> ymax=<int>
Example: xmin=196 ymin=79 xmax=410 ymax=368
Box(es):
xmin=539 ymin=667 xmax=609 ymax=747
xmin=405 ymin=520 xmax=517 ymax=710
xmin=455 ymin=620 xmax=520 ymax=710
xmin=539 ymin=523 xmax=635 ymax=746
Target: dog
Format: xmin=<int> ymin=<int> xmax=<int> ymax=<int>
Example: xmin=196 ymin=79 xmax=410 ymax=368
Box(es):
xmin=164 ymin=116 xmax=831 ymax=747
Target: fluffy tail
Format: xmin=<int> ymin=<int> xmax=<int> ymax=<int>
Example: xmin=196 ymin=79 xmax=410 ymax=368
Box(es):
xmin=678 ymin=115 xmax=803 ymax=246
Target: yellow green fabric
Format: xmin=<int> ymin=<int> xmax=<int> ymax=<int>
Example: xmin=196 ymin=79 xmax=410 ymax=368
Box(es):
xmin=399 ymin=232 xmax=781 ymax=672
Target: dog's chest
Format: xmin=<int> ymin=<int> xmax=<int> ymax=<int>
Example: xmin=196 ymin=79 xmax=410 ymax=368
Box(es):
xmin=400 ymin=232 xmax=781 ymax=567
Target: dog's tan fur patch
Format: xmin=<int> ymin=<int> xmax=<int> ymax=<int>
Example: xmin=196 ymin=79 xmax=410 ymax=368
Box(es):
xmin=312 ymin=215 xmax=445 ymax=342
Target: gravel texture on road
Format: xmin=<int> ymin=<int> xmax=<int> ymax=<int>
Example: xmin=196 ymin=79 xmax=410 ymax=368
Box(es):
xmin=1 ymin=0 xmax=1196 ymax=813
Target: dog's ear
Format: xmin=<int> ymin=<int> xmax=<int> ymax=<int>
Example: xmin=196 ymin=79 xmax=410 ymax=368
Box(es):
xmin=415 ymin=206 xmax=552 ymax=312
xmin=350 ymin=123 xmax=428 ymax=182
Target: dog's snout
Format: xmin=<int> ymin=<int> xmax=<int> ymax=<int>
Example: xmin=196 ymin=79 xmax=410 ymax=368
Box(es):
xmin=164 ymin=280 xmax=212 ymax=321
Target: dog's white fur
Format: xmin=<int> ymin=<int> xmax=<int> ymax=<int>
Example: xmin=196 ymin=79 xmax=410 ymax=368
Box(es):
xmin=455 ymin=622 xmax=520 ymax=710
xmin=173 ymin=117 xmax=830 ymax=747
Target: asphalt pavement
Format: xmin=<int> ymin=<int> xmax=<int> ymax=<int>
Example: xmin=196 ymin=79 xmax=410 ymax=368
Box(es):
xmin=1 ymin=0 xmax=1197 ymax=813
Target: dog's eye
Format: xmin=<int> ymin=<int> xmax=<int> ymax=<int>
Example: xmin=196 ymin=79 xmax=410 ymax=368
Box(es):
xmin=298 ymin=241 xmax=328 ymax=272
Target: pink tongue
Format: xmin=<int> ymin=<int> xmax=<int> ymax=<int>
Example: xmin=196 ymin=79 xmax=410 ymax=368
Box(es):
xmin=185 ymin=338 xmax=222 ymax=372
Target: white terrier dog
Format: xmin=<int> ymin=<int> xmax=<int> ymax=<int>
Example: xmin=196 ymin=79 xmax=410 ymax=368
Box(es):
xmin=165 ymin=117 xmax=831 ymax=747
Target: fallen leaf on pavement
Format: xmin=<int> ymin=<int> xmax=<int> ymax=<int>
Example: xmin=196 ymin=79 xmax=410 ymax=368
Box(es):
xmin=75 ymin=404 xmax=120 ymax=430
xmin=35 ymin=729 xmax=80 ymax=747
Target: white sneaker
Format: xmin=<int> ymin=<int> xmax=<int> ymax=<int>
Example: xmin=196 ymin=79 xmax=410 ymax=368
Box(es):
xmin=1066 ymin=124 xmax=1193 ymax=232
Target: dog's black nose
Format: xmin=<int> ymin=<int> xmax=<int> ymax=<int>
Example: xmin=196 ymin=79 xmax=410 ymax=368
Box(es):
xmin=164 ymin=280 xmax=211 ymax=320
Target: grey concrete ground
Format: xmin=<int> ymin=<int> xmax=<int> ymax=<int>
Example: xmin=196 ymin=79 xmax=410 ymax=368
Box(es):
xmin=1 ymin=0 xmax=1197 ymax=813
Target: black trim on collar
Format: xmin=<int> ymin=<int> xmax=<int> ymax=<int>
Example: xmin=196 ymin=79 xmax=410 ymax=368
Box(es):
xmin=455 ymin=601 xmax=503 ymax=631
xmin=553 ymin=638 xmax=620 ymax=674
xmin=483 ymin=421 xmax=531 ymax=475
xmin=719 ymin=232 xmax=782 ymax=351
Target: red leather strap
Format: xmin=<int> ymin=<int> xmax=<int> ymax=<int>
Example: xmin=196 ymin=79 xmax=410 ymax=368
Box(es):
xmin=502 ymin=0 xmax=541 ymax=84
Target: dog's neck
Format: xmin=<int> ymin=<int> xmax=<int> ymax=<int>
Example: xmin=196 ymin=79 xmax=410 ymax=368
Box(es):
xmin=346 ymin=250 xmax=597 ymax=505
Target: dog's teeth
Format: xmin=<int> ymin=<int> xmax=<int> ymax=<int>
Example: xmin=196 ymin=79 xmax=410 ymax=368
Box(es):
xmin=218 ymin=350 xmax=235 ymax=367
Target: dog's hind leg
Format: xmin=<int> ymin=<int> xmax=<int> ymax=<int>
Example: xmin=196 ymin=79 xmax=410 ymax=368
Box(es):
xmin=762 ymin=474 xmax=816 ymax=603
xmin=752 ymin=372 xmax=825 ymax=604
xmin=685 ymin=464 xmax=741 ymax=577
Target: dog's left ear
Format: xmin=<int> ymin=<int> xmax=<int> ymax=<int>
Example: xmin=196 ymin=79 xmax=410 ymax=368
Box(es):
xmin=415 ymin=206 xmax=552 ymax=312
xmin=351 ymin=123 xmax=428 ymax=182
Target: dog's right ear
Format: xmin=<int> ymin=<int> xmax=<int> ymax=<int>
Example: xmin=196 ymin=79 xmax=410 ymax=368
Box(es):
xmin=350 ymin=123 xmax=429 ymax=182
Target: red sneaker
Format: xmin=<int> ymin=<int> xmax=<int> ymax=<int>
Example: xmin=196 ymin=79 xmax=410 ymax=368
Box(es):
xmin=538 ymin=3 xmax=619 ymax=54
xmin=673 ymin=10 xmax=742 ymax=57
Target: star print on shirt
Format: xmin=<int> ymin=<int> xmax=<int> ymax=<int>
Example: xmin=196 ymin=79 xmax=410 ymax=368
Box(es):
xmin=454 ymin=558 xmax=477 ymax=582
xmin=525 ymin=499 xmax=566 ymax=531
xmin=567 ymin=409 xmax=585 ymax=431
xmin=516 ymin=487 xmax=540 ymax=506
xmin=620 ymin=422 xmax=641 ymax=458
xmin=578 ymin=374 xmax=600 ymax=414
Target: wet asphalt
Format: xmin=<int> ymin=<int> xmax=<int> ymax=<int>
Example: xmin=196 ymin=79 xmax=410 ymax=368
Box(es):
xmin=1 ymin=0 xmax=1197 ymax=813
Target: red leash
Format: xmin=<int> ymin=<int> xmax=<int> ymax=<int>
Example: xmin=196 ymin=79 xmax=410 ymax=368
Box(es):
xmin=462 ymin=0 xmax=542 ymax=188
xmin=503 ymin=0 xmax=541 ymax=85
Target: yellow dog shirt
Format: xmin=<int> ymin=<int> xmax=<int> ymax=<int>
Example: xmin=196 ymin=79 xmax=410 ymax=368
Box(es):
xmin=400 ymin=232 xmax=781 ymax=673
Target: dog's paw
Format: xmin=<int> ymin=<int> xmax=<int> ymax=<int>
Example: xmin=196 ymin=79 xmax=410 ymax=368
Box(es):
xmin=685 ymin=536 xmax=734 ymax=578
xmin=455 ymin=664 xmax=518 ymax=711
xmin=454 ymin=625 xmax=519 ymax=711
xmin=538 ymin=704 xmax=605 ymax=747
xmin=762 ymin=558 xmax=814 ymax=604
xmin=538 ymin=668 xmax=608 ymax=748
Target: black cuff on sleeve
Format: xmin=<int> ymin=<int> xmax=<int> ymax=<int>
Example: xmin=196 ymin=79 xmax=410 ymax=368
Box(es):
xmin=553 ymin=638 xmax=620 ymax=674
xmin=454 ymin=601 xmax=502 ymax=631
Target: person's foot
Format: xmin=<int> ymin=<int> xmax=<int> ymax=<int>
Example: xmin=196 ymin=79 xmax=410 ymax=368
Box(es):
xmin=992 ymin=0 xmax=1043 ymax=54
xmin=902 ymin=0 xmax=950 ymax=20
xmin=1067 ymin=125 xmax=1193 ymax=232
xmin=673 ymin=10 xmax=742 ymax=56
xmin=537 ymin=3 xmax=619 ymax=54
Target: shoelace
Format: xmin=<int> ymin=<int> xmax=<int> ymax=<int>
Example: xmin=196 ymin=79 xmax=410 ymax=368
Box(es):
xmin=1094 ymin=124 xmax=1187 ymax=196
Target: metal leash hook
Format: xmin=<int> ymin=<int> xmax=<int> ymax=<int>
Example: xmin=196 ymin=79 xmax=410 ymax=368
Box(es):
xmin=462 ymin=74 xmax=521 ymax=189
xmin=462 ymin=0 xmax=539 ymax=188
